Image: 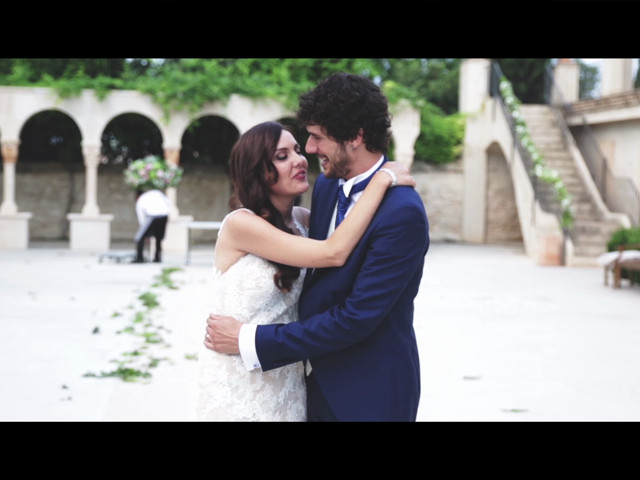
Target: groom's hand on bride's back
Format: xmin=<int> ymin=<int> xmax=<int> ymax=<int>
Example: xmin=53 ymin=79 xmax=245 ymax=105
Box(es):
xmin=204 ymin=314 xmax=242 ymax=354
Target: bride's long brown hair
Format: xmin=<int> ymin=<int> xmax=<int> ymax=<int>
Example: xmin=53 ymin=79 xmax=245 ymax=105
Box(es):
xmin=228 ymin=121 xmax=301 ymax=292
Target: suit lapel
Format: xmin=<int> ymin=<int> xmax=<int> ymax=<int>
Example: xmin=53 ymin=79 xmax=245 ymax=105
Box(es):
xmin=303 ymin=157 xmax=388 ymax=289
xmin=304 ymin=176 xmax=339 ymax=289
xmin=309 ymin=178 xmax=339 ymax=241
xmin=309 ymin=157 xmax=387 ymax=240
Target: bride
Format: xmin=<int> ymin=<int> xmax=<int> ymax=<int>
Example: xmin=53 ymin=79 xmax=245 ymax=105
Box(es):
xmin=195 ymin=121 xmax=414 ymax=421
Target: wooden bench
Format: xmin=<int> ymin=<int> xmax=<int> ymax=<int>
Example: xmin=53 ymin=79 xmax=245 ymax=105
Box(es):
xmin=601 ymin=243 xmax=640 ymax=289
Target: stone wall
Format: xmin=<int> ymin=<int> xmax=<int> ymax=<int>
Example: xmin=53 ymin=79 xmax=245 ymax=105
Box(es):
xmin=14 ymin=165 xmax=84 ymax=239
xmin=485 ymin=153 xmax=523 ymax=243
xmin=2 ymin=163 xmax=466 ymax=245
xmin=1 ymin=163 xmax=320 ymax=245
xmin=412 ymin=160 xmax=464 ymax=242
xmin=2 ymin=159 xmax=468 ymax=245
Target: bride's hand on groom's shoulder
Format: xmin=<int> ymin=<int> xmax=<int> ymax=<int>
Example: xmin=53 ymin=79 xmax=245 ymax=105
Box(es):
xmin=204 ymin=313 xmax=242 ymax=355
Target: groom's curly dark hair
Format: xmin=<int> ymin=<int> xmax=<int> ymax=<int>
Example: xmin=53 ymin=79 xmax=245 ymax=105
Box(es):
xmin=296 ymin=72 xmax=392 ymax=153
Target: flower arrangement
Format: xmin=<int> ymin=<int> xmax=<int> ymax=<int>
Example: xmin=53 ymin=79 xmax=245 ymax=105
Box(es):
xmin=124 ymin=155 xmax=183 ymax=192
xmin=499 ymin=77 xmax=574 ymax=230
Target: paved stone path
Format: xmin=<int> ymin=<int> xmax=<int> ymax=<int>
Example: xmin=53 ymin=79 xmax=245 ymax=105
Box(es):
xmin=1 ymin=242 xmax=638 ymax=421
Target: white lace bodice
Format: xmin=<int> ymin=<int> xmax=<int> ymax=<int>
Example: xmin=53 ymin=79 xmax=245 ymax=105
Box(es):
xmin=195 ymin=209 xmax=308 ymax=421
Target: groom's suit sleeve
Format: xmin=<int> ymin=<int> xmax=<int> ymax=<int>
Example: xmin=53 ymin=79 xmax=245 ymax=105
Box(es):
xmin=254 ymin=183 xmax=429 ymax=371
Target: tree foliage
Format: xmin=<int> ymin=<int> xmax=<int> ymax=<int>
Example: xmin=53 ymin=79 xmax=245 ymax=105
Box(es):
xmin=414 ymin=104 xmax=466 ymax=164
xmin=382 ymin=58 xmax=461 ymax=114
xmin=3 ymin=58 xmax=631 ymax=168
xmin=491 ymin=58 xmax=606 ymax=102
xmin=493 ymin=58 xmax=551 ymax=104
xmin=1 ymin=58 xmax=466 ymax=165
xmin=577 ymin=60 xmax=599 ymax=99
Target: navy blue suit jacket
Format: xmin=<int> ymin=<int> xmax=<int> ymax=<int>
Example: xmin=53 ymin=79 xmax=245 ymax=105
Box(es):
xmin=255 ymin=160 xmax=429 ymax=421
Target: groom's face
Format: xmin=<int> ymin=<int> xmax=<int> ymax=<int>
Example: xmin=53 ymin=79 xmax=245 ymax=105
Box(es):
xmin=305 ymin=125 xmax=352 ymax=180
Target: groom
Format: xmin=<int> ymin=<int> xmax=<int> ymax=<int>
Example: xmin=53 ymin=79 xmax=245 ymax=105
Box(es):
xmin=206 ymin=73 xmax=429 ymax=421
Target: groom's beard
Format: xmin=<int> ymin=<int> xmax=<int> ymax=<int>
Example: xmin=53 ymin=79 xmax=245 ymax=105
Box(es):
xmin=322 ymin=144 xmax=351 ymax=180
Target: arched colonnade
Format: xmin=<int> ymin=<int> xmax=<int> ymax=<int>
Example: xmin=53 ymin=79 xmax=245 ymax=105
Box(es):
xmin=0 ymin=87 xmax=421 ymax=251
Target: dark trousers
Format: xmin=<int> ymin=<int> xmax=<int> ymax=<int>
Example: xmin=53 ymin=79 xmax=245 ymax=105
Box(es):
xmin=305 ymin=371 xmax=337 ymax=422
xmin=136 ymin=216 xmax=168 ymax=262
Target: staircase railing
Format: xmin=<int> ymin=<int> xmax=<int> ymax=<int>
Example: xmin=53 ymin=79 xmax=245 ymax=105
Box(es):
xmin=544 ymin=65 xmax=640 ymax=226
xmin=490 ymin=61 xmax=569 ymax=264
xmin=489 ymin=62 xmax=564 ymax=221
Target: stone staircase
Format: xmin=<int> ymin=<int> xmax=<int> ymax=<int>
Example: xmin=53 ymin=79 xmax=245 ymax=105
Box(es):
xmin=520 ymin=105 xmax=623 ymax=265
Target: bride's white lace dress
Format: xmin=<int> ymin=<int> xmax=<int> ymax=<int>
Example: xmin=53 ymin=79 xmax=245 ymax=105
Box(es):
xmin=195 ymin=209 xmax=307 ymax=421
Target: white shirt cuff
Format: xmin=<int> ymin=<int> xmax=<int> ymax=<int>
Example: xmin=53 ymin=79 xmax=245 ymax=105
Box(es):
xmin=239 ymin=324 xmax=261 ymax=371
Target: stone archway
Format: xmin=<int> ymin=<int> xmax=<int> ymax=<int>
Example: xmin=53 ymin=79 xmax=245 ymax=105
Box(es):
xmin=101 ymin=112 xmax=164 ymax=165
xmin=485 ymin=142 xmax=523 ymax=244
xmin=178 ymin=115 xmax=240 ymax=245
xmin=179 ymin=115 xmax=239 ymax=167
xmin=0 ymin=87 xmax=421 ymax=250
xmin=99 ymin=113 xmax=165 ymax=241
xmin=17 ymin=110 xmax=83 ymax=240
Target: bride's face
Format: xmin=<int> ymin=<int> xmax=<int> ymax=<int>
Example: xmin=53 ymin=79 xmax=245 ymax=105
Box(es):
xmin=269 ymin=130 xmax=309 ymax=198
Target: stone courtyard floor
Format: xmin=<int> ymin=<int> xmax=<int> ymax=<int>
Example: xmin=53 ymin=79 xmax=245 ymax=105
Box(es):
xmin=1 ymin=241 xmax=638 ymax=422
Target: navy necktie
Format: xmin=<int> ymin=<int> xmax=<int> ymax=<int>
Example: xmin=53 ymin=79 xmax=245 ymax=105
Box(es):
xmin=335 ymin=176 xmax=373 ymax=228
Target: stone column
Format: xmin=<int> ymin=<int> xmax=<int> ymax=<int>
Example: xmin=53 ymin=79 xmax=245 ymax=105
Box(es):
xmin=390 ymin=100 xmax=420 ymax=169
xmin=459 ymin=58 xmax=491 ymax=113
xmin=460 ymin=59 xmax=491 ymax=244
xmin=81 ymin=145 xmax=100 ymax=216
xmin=163 ymin=147 xmax=181 ymax=218
xmin=66 ymin=144 xmax=113 ymax=252
xmin=0 ymin=140 xmax=32 ymax=249
xmin=0 ymin=141 xmax=19 ymax=214
xmin=162 ymin=146 xmax=192 ymax=254
xmin=601 ymin=59 xmax=633 ymax=97
xmin=552 ymin=58 xmax=579 ymax=104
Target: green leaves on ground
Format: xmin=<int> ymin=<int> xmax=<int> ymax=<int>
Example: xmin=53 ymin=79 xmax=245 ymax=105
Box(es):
xmin=84 ymin=267 xmax=185 ymax=383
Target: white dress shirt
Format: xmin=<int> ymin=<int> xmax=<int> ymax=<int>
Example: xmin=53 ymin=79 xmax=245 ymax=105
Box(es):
xmin=238 ymin=156 xmax=385 ymax=371
xmin=134 ymin=189 xmax=171 ymax=242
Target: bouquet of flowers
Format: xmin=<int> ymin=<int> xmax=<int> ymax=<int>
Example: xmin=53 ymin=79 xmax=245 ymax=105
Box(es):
xmin=124 ymin=155 xmax=183 ymax=192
